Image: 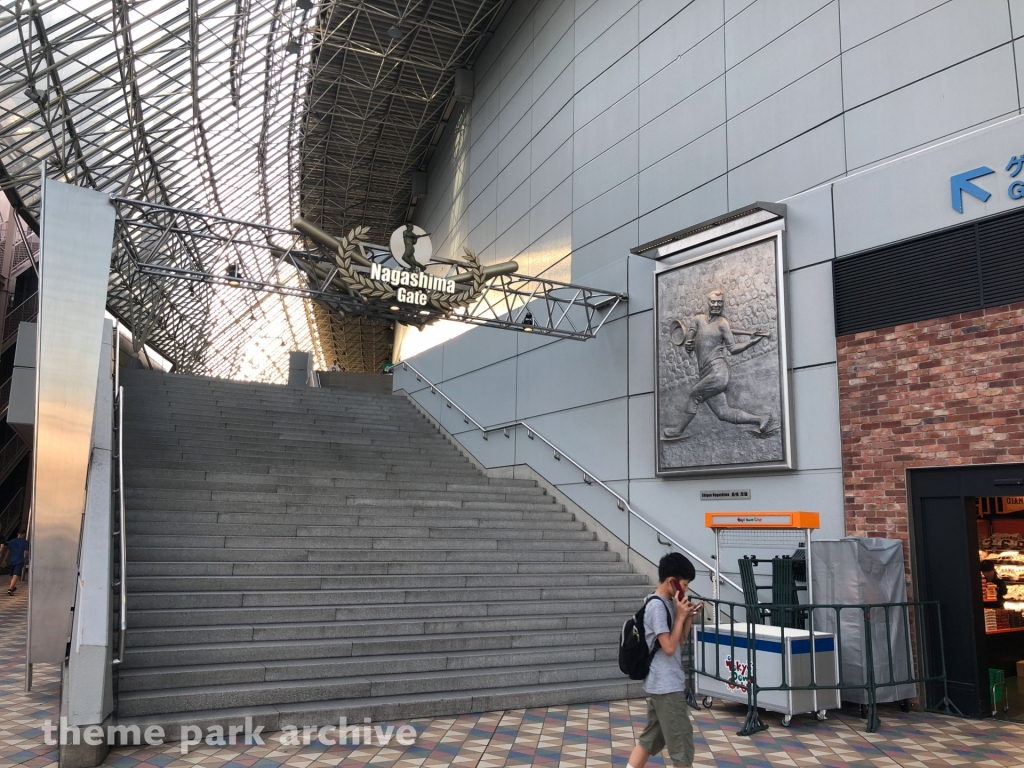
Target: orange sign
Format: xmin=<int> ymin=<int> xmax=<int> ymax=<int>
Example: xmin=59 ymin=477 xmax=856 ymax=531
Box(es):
xmin=704 ymin=511 xmax=820 ymax=530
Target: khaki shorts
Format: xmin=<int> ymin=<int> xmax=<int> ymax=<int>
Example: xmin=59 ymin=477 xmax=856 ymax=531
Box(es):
xmin=637 ymin=691 xmax=694 ymax=766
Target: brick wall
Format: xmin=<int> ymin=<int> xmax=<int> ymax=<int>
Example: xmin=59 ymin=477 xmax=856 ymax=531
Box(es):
xmin=837 ymin=302 xmax=1024 ymax=550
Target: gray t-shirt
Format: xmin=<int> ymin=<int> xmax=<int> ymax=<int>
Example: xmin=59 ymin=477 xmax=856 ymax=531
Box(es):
xmin=643 ymin=594 xmax=688 ymax=695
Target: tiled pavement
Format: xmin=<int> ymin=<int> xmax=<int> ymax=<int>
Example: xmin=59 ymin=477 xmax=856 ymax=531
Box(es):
xmin=6 ymin=590 xmax=1024 ymax=767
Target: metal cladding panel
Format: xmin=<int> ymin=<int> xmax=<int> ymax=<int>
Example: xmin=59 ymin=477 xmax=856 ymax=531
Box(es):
xmin=29 ymin=179 xmax=115 ymax=664
xmin=833 ymin=207 xmax=1024 ymax=336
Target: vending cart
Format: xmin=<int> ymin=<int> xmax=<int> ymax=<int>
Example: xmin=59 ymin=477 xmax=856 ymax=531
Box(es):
xmin=697 ymin=510 xmax=840 ymax=724
xmin=694 ymin=622 xmax=840 ymax=724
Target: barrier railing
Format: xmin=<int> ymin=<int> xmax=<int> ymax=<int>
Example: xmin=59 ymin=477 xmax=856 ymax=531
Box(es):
xmin=397 ymin=361 xmax=743 ymax=596
xmin=687 ymin=595 xmax=960 ymax=735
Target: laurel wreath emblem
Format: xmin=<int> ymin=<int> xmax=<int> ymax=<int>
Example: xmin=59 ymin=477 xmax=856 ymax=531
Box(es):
xmin=330 ymin=227 xmax=486 ymax=316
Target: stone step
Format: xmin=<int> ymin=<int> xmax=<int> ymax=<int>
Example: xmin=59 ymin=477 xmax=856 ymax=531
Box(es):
xmin=125 ymin=512 xmax=578 ymax=528
xmin=124 ymin=468 xmax=539 ymax=488
xmin=126 ymin=534 xmax=604 ymax=552
xmin=126 ymin=586 xmax=648 ymax=612
xmin=123 ymin=460 xmax=484 ymax=477
xmin=125 ymin=523 xmax=588 ymax=540
xmin=124 ymin=611 xmax=626 ymax=646
xmin=125 ymin=560 xmax=634 ymax=577
xmin=126 ymin=572 xmax=646 ymax=592
xmin=121 ymin=626 xmax=625 ymax=667
xmin=116 ymin=645 xmax=619 ymax=692
xmin=126 ymin=509 xmax=576 ymax=525
xmin=125 ymin=499 xmax=563 ymax=514
xmin=126 ymin=547 xmax=620 ymax=563
xmin=126 ymin=596 xmax=642 ymax=627
xmin=124 ymin=475 xmax=540 ymax=493
xmin=116 ymin=660 xmax=624 ymax=717
xmin=124 ymin=488 xmax=550 ymax=504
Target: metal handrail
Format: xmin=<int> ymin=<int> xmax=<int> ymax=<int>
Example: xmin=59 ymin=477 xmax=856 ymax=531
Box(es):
xmin=112 ymin=323 xmax=127 ymax=665
xmin=2 ymin=291 xmax=38 ymax=342
xmin=398 ymin=361 xmax=742 ymax=594
xmin=0 ymin=374 xmax=12 ymax=417
xmin=0 ymin=488 xmax=24 ymax=540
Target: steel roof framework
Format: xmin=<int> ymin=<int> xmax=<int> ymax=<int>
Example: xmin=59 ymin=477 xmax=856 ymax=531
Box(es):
xmin=0 ymin=0 xmax=514 ymax=380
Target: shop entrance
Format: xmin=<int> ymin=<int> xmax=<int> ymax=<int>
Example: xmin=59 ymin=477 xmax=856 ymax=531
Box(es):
xmin=909 ymin=464 xmax=1024 ymax=720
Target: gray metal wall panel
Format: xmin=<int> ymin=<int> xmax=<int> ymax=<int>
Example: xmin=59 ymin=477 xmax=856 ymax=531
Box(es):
xmin=786 ymin=262 xmax=837 ymax=368
xmin=573 ymin=90 xmax=638 ymax=170
xmin=790 ymin=364 xmax=842 ymax=471
xmin=726 ymin=58 xmax=844 ymax=169
xmin=832 ymin=113 xmax=1024 ymax=256
xmin=840 ymin=0 xmax=1009 ymax=108
xmin=638 ymin=176 xmax=729 ymax=246
xmin=639 ymin=77 xmax=725 ymax=172
xmin=29 ymin=179 xmax=115 ymax=664
xmin=515 ymin=398 xmax=628 ymax=482
xmin=725 ymin=0 xmax=832 ymax=69
xmin=724 ymin=2 xmax=839 ymax=118
xmin=574 ymin=50 xmax=638 ymax=131
xmin=782 ymin=186 xmax=834 ymax=270
xmin=844 ymin=47 xmax=1019 ymax=171
xmin=728 ymin=117 xmax=846 ymax=206
xmin=575 ymin=6 xmax=637 ymax=89
xmin=640 ymin=0 xmax=723 ymax=83
xmin=514 ymin=317 xmax=627 ymax=418
xmin=838 ymin=0 xmax=947 ymax=50
xmin=573 ymin=135 xmax=638 ymax=210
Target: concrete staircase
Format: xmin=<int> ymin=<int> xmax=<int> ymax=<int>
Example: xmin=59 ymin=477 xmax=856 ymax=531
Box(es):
xmin=117 ymin=368 xmax=647 ymax=737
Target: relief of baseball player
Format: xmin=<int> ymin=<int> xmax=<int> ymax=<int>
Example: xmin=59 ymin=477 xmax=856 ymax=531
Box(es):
xmin=661 ymin=289 xmax=777 ymax=441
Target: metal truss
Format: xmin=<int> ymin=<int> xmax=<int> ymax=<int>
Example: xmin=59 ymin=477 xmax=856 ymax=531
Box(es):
xmin=0 ymin=0 xmax=518 ymax=378
xmin=0 ymin=0 xmax=313 ymax=379
xmin=299 ymin=0 xmax=509 ymax=238
xmin=113 ymin=197 xmax=627 ymax=342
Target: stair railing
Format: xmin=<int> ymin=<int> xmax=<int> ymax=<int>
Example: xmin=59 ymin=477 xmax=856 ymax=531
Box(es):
xmin=397 ymin=361 xmax=742 ymax=596
xmin=111 ymin=325 xmax=128 ymax=664
xmin=0 ymin=488 xmax=24 ymax=541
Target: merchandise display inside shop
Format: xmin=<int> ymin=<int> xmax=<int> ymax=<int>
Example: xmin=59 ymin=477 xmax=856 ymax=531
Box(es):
xmin=977 ymin=496 xmax=1024 ymax=720
xmin=978 ymin=497 xmax=1024 ymax=631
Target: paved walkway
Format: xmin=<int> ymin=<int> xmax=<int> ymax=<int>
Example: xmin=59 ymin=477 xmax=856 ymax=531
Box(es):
xmin=5 ymin=590 xmax=1024 ymax=767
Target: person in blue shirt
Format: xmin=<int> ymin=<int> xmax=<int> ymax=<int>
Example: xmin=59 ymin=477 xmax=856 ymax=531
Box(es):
xmin=1 ymin=530 xmax=29 ymax=595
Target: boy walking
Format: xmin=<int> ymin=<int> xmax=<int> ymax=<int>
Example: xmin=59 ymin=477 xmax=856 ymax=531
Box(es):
xmin=629 ymin=553 xmax=702 ymax=768
xmin=1 ymin=530 xmax=29 ymax=595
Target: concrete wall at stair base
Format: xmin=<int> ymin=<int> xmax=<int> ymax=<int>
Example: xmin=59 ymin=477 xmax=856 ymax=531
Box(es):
xmin=28 ymin=179 xmax=115 ymax=665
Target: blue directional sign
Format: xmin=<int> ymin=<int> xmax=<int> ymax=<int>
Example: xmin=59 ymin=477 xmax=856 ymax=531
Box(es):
xmin=950 ymin=166 xmax=994 ymax=213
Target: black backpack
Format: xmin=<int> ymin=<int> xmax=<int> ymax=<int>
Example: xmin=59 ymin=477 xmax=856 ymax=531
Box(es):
xmin=618 ymin=594 xmax=670 ymax=680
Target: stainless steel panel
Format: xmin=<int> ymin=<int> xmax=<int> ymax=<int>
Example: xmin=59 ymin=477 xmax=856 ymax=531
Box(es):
xmin=28 ymin=179 xmax=115 ymax=664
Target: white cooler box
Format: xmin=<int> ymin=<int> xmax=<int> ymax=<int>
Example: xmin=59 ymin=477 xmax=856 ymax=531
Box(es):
xmin=694 ymin=623 xmax=841 ymax=720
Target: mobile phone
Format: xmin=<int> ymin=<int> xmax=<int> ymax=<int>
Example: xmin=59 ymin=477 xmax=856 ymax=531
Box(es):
xmin=669 ymin=578 xmax=684 ymax=601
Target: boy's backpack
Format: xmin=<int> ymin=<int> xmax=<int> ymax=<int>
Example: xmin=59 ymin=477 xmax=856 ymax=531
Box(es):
xmin=618 ymin=594 xmax=669 ymax=680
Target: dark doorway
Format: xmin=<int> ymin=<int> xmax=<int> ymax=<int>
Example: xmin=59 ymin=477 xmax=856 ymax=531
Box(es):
xmin=909 ymin=464 xmax=1024 ymax=719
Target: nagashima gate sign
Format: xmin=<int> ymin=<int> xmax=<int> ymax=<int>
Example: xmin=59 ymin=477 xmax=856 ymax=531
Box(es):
xmin=110 ymin=196 xmax=628 ymax=344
